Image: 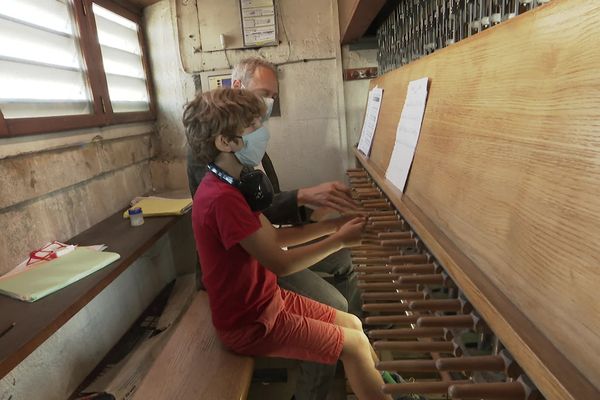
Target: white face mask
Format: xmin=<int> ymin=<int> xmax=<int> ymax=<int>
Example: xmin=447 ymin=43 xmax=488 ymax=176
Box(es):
xmin=263 ymin=97 xmax=274 ymax=120
xmin=234 ymin=125 xmax=270 ymax=167
xmin=240 ymin=83 xmax=275 ymax=120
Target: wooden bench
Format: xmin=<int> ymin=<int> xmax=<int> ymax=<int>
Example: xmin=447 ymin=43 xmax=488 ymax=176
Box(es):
xmin=134 ymin=290 xmax=254 ymax=400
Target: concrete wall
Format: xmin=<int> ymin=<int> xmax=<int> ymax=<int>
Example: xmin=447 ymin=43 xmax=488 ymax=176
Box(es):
xmin=0 ymin=123 xmax=156 ymax=276
xmin=146 ymin=0 xmax=350 ymax=192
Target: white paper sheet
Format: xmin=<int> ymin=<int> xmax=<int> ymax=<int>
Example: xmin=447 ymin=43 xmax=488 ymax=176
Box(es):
xmin=240 ymin=0 xmax=277 ymax=47
xmin=357 ymin=86 xmax=384 ymax=157
xmin=385 ymin=77 xmax=429 ymax=191
xmin=1 ymin=242 xmax=108 ymax=281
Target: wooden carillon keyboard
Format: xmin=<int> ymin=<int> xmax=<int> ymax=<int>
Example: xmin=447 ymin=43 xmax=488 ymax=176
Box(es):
xmin=347 ymin=168 xmax=544 ymax=400
xmin=341 ymin=1 xmax=600 ymax=399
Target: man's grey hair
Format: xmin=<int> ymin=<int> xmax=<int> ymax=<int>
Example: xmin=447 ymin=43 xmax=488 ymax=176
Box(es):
xmin=231 ymin=57 xmax=277 ymax=87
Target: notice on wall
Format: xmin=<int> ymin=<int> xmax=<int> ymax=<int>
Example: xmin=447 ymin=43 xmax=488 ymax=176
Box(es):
xmin=357 ymin=86 xmax=384 ymax=157
xmin=240 ymin=0 xmax=277 ymax=47
xmin=385 ymin=77 xmax=429 ymax=192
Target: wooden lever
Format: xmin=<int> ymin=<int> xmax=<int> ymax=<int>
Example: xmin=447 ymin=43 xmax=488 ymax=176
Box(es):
xmin=392 ymin=263 xmax=436 ymax=274
xmin=417 ymin=314 xmax=477 ymax=329
xmin=360 ymin=199 xmax=390 ymax=208
xmin=380 ymin=238 xmax=418 ymax=247
xmin=390 ymin=254 xmax=429 ymax=263
xmin=358 ymin=282 xmax=416 ymax=291
xmin=368 ymin=327 xmax=445 ymax=339
xmin=357 ymin=273 xmax=399 ymax=282
xmin=367 ymin=221 xmax=406 ymax=229
xmin=373 ymin=340 xmax=455 ymax=353
xmin=352 ymin=257 xmax=392 ymax=265
xmin=364 ymin=315 xmax=420 ymax=325
xmin=362 ymin=302 xmax=410 ymax=312
xmin=377 ymin=359 xmax=438 ymax=372
xmin=361 ymin=210 xmax=396 ymax=216
xmin=409 ymin=299 xmax=461 ymax=311
xmin=360 ymin=198 xmax=387 ymax=205
xmin=352 ymin=250 xmax=401 ymax=257
xmin=436 ymin=351 xmax=521 ymax=378
xmin=355 ymin=265 xmax=394 ymax=273
xmin=436 ymin=355 xmax=505 ymax=371
xmin=396 ymin=274 xmax=444 ymax=285
xmin=448 ymin=381 xmax=525 ymax=399
xmin=353 ymin=187 xmax=378 ymax=193
xmin=346 ymin=168 xmax=365 ymax=172
xmin=382 ymin=380 xmax=472 ymax=395
xmin=377 ymin=231 xmax=412 ymax=238
xmin=417 ymin=314 xmax=486 ymax=331
xmin=360 ymin=291 xmax=426 ymax=301
xmin=362 ymin=202 xmax=391 ymax=208
xmin=349 ymin=182 xmax=372 ymax=187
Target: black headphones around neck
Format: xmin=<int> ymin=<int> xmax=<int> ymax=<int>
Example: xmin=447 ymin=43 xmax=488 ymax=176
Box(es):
xmin=207 ymin=163 xmax=274 ymax=212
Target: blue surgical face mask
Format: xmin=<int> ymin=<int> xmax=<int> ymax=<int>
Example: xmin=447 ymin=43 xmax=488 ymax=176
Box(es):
xmin=234 ymin=125 xmax=270 ymax=167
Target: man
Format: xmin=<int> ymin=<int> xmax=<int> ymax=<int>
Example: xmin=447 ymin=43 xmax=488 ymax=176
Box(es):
xmin=187 ymin=57 xmax=361 ymax=400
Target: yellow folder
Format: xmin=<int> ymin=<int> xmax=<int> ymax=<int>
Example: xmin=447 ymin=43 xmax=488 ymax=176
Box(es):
xmin=0 ymin=248 xmax=120 ymax=302
xmin=123 ymin=197 xmax=192 ymax=218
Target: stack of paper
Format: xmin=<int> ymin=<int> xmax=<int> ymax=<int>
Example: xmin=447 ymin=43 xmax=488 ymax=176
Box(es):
xmin=0 ymin=248 xmax=120 ymax=302
xmin=123 ymin=197 xmax=192 ymax=218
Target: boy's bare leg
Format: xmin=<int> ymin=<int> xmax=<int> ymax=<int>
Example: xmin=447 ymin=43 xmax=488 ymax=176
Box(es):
xmin=334 ymin=311 xmax=392 ymax=400
xmin=334 ymin=311 xmax=381 ymax=363
xmin=339 ymin=328 xmax=392 ymax=400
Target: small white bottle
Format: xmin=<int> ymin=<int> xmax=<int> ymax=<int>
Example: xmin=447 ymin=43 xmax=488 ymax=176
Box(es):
xmin=128 ymin=207 xmax=144 ymax=227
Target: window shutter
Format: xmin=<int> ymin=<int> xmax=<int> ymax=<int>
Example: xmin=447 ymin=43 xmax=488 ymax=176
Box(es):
xmin=92 ymin=3 xmax=150 ymax=113
xmin=0 ymin=0 xmax=92 ymax=118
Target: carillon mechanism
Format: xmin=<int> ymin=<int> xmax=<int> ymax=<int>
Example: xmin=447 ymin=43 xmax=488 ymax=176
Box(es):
xmin=376 ymin=0 xmax=553 ymax=74
xmin=346 ymin=168 xmax=546 ymax=400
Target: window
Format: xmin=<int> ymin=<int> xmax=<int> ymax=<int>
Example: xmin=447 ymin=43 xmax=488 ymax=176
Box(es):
xmin=93 ymin=3 xmax=150 ymax=113
xmin=0 ymin=0 xmax=154 ymax=137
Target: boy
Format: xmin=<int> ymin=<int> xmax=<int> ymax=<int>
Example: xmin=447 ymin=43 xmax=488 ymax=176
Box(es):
xmin=183 ymin=88 xmax=395 ymax=400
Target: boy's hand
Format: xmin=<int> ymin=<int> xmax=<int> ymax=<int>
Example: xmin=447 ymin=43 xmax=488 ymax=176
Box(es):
xmin=334 ymin=217 xmax=365 ymax=247
xmin=328 ymin=215 xmax=355 ymax=230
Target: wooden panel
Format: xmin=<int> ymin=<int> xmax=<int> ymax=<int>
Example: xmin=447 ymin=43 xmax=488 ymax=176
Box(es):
xmin=358 ymin=0 xmax=600 ymax=399
xmin=338 ymin=0 xmax=386 ymax=44
xmin=0 ymin=111 xmax=7 ymax=136
xmin=134 ymin=291 xmax=254 ymax=400
xmin=122 ymin=0 xmax=160 ymax=9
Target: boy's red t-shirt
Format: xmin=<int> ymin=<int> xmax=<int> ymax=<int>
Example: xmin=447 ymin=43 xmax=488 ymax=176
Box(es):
xmin=192 ymin=172 xmax=281 ymax=331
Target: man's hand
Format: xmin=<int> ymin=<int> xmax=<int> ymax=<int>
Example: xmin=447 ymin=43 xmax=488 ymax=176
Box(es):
xmin=332 ymin=217 xmax=365 ymax=247
xmin=297 ymin=181 xmax=359 ymax=213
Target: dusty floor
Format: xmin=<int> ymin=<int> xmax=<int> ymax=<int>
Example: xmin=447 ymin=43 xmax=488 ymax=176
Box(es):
xmin=247 ymin=357 xmax=350 ymax=400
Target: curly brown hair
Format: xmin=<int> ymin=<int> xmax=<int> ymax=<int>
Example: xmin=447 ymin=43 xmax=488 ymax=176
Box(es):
xmin=183 ymin=88 xmax=266 ymax=164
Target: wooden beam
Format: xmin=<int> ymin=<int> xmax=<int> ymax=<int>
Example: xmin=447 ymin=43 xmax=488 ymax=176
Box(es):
xmin=338 ymin=0 xmax=386 ymax=44
xmin=0 ymin=110 xmax=8 ymax=137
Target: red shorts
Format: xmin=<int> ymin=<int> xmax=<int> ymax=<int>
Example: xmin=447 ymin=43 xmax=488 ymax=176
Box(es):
xmin=217 ymin=288 xmax=345 ymax=365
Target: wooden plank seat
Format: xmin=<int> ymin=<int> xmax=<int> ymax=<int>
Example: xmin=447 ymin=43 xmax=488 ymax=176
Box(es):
xmin=134 ymin=290 xmax=254 ymax=400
